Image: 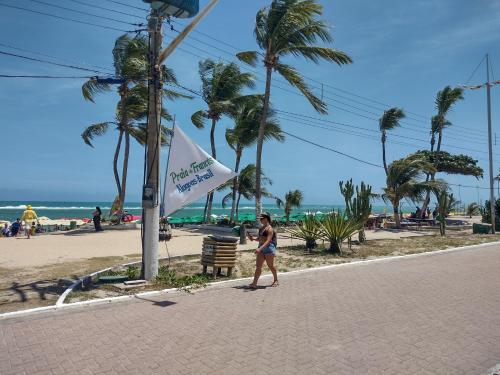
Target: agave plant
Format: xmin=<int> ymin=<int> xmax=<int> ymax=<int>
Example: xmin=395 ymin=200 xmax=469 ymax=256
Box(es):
xmin=319 ymin=211 xmax=361 ymax=254
xmin=286 ymin=215 xmax=322 ymax=251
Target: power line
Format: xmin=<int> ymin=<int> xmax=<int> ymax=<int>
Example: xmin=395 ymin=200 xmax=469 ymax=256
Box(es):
xmin=163 ymin=28 xmax=486 ymax=139
xmin=164 ymin=40 xmax=489 ymax=148
xmin=101 ymin=0 xmax=148 ymax=12
xmin=0 ymin=3 xmax=137 ymax=33
xmin=0 ymin=41 xmax=115 ymax=74
xmin=27 ymin=0 xmax=144 ymax=26
xmin=0 ymin=74 xmax=92 ymax=79
xmin=66 ymin=0 xmax=144 ymax=19
xmin=0 ymin=50 xmax=112 ymax=74
xmin=465 ymin=56 xmax=486 ymax=85
xmin=282 ymin=130 xmax=384 ymax=168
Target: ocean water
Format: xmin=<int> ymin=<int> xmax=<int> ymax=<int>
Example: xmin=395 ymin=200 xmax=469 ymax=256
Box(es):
xmin=0 ymin=201 xmax=392 ymax=222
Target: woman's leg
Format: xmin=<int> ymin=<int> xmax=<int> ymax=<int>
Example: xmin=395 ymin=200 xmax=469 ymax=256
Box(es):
xmin=249 ymin=252 xmax=266 ymax=288
xmin=264 ymin=254 xmax=278 ymax=286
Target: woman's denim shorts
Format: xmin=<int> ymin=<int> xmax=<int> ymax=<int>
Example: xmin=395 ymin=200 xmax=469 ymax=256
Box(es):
xmin=261 ymin=243 xmax=276 ymax=256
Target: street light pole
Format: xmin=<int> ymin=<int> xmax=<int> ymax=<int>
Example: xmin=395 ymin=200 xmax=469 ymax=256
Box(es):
xmin=486 ymin=54 xmax=496 ymax=234
xmin=142 ymin=9 xmax=163 ymax=280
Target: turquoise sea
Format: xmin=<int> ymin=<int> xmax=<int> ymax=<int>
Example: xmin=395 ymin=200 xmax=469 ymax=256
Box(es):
xmin=0 ymin=200 xmax=394 ymax=223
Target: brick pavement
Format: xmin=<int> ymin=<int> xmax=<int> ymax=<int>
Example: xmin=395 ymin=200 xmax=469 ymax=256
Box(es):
xmin=2 ymin=243 xmax=500 ymax=374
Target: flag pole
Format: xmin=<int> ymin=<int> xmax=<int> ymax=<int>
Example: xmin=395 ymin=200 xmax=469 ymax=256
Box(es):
xmin=160 ymin=116 xmax=176 ymax=217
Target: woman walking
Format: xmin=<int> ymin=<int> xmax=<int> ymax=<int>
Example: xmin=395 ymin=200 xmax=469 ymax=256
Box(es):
xmin=247 ymin=212 xmax=278 ymax=289
xmin=92 ymin=206 xmax=103 ymax=232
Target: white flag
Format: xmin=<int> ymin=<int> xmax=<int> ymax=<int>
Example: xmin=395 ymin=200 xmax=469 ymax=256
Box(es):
xmin=163 ymin=125 xmax=237 ymax=217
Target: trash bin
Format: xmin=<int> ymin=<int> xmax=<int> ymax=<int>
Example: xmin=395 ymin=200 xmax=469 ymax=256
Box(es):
xmin=69 ymin=220 xmax=77 ymax=230
xmin=473 ymin=223 xmax=492 ymax=234
xmin=201 ymin=236 xmax=238 ymax=278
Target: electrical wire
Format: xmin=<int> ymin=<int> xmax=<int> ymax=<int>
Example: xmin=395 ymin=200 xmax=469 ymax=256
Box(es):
xmin=0 ymin=3 xmax=138 ymax=33
xmin=102 ymin=0 xmax=149 ymax=12
xmin=27 ymin=0 xmax=144 ymax=26
xmin=0 ymin=74 xmax=92 ymax=78
xmin=163 ymin=30 xmax=486 ymax=140
xmin=281 ymin=130 xmax=383 ymax=168
xmin=0 ymin=50 xmax=113 ymax=74
xmin=66 ymin=0 xmax=144 ymax=19
xmin=465 ymin=56 xmax=486 ymax=85
xmin=0 ymin=42 xmax=115 ymax=74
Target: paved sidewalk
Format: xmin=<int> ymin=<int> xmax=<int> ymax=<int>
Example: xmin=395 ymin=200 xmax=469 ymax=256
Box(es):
xmin=2 ymin=243 xmax=500 ymax=374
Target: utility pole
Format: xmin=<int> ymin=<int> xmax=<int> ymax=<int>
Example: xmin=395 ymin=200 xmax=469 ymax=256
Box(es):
xmin=142 ymin=8 xmax=163 ymax=280
xmin=486 ymin=54 xmax=496 ymax=233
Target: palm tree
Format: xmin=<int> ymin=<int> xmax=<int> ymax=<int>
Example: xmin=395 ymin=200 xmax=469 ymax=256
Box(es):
xmin=382 ymin=157 xmax=439 ymax=228
xmin=221 ymin=164 xmax=280 ymax=220
xmin=435 ymin=86 xmax=464 ymax=152
xmin=421 ymin=86 xmax=464 ymax=217
xmin=225 ymin=97 xmax=284 ymax=224
xmin=378 ymin=108 xmax=405 ymax=174
xmin=466 ymin=202 xmax=479 ymax=218
xmin=237 ymin=0 xmax=352 ymax=221
xmin=82 ymin=34 xmax=190 ymax=215
xmin=283 ymin=190 xmax=303 ymax=223
xmin=191 ymin=59 xmax=255 ymax=222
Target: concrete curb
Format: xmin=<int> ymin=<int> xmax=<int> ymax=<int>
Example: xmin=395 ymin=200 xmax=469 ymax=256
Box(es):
xmin=2 ymin=239 xmax=500 ymax=320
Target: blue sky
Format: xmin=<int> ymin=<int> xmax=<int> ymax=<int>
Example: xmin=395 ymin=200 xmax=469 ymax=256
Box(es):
xmin=0 ymin=0 xmax=499 ymax=206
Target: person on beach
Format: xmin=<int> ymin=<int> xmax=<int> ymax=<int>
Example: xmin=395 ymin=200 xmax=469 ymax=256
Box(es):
xmin=92 ymin=206 xmax=103 ymax=232
xmin=246 ymin=212 xmax=279 ymax=289
xmin=1 ymin=224 xmax=9 ymax=237
xmin=10 ymin=219 xmax=21 ymax=237
xmin=21 ymin=205 xmax=38 ymax=239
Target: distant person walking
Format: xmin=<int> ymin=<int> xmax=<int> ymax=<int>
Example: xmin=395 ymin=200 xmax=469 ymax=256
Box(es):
xmin=92 ymin=206 xmax=103 ymax=232
xmin=247 ymin=212 xmax=279 ymax=289
xmin=21 ymin=205 xmax=38 ymax=239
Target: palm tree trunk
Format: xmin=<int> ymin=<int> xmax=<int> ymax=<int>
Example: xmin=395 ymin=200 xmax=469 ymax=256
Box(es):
xmin=393 ymin=204 xmax=401 ymax=228
xmin=205 ymin=118 xmax=217 ymax=223
xmin=255 ymin=65 xmax=273 ymax=225
xmin=235 ymin=192 xmax=242 ymax=220
xmin=113 ymin=130 xmax=123 ymax=203
xmin=437 ymin=128 xmax=443 ymax=152
xmin=119 ymin=131 xmax=130 ymax=220
xmin=382 ymin=131 xmax=388 ymax=175
xmin=229 ymin=147 xmax=242 ymax=224
xmin=420 ymin=132 xmax=437 ymax=219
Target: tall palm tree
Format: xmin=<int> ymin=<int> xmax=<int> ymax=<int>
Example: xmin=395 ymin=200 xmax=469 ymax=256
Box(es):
xmin=378 ymin=108 xmax=405 ymax=175
xmin=236 ymin=0 xmax=352 ymax=221
xmin=221 ymin=164 xmax=280 ymax=220
xmin=435 ymin=86 xmax=464 ymax=152
xmin=382 ymin=157 xmax=438 ymax=228
xmin=283 ymin=190 xmax=303 ymax=223
xmin=420 ymin=86 xmax=464 ymax=217
xmin=225 ymin=97 xmax=284 ymax=224
xmin=82 ymin=34 xmax=190 ymax=215
xmin=191 ymin=59 xmax=255 ymax=222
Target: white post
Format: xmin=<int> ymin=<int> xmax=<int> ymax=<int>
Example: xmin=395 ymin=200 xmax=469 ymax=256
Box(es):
xmin=486 ymin=54 xmax=496 ymax=234
xmin=142 ymin=9 xmax=163 ymax=280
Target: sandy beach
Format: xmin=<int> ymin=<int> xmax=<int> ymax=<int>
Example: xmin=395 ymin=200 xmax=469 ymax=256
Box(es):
xmin=0 ymin=223 xmax=447 ymax=269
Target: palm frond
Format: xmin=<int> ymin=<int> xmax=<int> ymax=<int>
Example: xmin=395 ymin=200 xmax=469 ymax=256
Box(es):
xmin=236 ymin=51 xmax=259 ymax=67
xmin=379 ymin=107 xmax=406 ymax=131
xmin=81 ymin=122 xmax=111 ymax=147
xmin=191 ymin=110 xmax=209 ymax=129
xmin=82 ymin=78 xmax=112 ymax=103
xmin=279 ymin=46 xmax=352 ymax=65
xmin=275 ymin=62 xmax=327 ymax=114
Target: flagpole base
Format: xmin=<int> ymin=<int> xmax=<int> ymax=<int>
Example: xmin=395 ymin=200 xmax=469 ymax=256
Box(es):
xmin=143 ymin=206 xmax=159 ymax=280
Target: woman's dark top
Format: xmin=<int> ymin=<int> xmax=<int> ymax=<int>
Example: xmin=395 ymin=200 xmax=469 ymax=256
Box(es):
xmin=258 ymin=225 xmax=277 ymax=247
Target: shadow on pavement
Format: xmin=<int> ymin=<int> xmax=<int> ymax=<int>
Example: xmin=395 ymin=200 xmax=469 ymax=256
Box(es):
xmin=134 ymin=296 xmax=177 ymax=308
